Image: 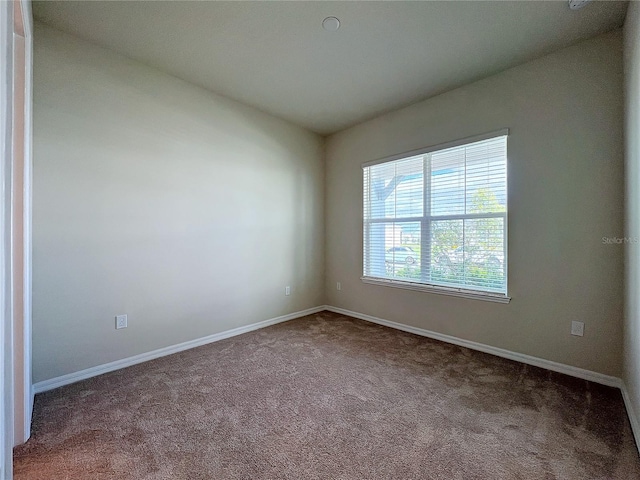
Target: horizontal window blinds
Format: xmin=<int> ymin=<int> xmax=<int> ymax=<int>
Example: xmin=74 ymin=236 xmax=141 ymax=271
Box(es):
xmin=363 ymin=134 xmax=508 ymax=295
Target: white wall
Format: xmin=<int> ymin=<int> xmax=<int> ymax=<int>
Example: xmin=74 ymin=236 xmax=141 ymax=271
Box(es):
xmin=326 ymin=31 xmax=624 ymax=376
xmin=33 ymin=24 xmax=324 ymax=383
xmin=623 ymin=1 xmax=640 ymax=433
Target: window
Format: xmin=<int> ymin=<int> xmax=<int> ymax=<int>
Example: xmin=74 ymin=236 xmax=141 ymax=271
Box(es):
xmin=362 ymin=130 xmax=509 ymax=302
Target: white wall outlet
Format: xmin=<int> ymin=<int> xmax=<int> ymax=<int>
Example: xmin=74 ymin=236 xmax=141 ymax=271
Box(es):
xmin=336 ymin=282 xmax=341 ymax=291
xmin=115 ymin=314 xmax=128 ymax=330
xmin=571 ymin=321 xmax=584 ymax=337
xmin=285 ymin=286 xmax=290 ymax=296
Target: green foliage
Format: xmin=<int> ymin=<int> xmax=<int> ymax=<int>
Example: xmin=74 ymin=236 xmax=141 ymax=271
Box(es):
xmin=428 ymin=187 xmax=505 ymax=290
xmin=431 ymin=220 xmax=462 ymax=260
xmin=468 ymin=188 xmax=506 ymax=214
xmin=395 ymin=265 xmax=421 ymax=280
xmin=384 ymin=188 xmax=505 ymax=290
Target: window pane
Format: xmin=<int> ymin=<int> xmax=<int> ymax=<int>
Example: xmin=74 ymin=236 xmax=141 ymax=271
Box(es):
xmin=463 ymin=217 xmax=505 ymax=292
xmin=430 ymin=147 xmax=465 ymax=216
xmin=430 ymin=219 xmax=464 ymax=286
xmin=430 ymin=218 xmax=505 ymax=291
xmin=395 ymin=157 xmax=423 ymax=218
xmin=367 ymin=162 xmax=395 ymax=219
xmin=365 ymin=156 xmax=423 ymax=219
xmin=364 ymin=222 xmax=388 ymax=277
xmin=466 ymin=137 xmax=507 ymax=214
xmin=390 ymin=223 xmax=421 ymax=280
xmin=364 ymin=221 xmax=421 ymax=280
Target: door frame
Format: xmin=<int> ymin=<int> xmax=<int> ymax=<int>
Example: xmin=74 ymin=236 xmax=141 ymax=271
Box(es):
xmin=1 ymin=1 xmax=33 ymax=477
xmin=14 ymin=0 xmax=33 ymax=447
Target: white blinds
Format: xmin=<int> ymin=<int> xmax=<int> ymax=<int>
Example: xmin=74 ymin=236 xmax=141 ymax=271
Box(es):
xmin=363 ymin=134 xmax=508 ymax=295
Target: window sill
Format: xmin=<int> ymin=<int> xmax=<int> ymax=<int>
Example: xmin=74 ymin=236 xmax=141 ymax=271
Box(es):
xmin=361 ymin=276 xmax=511 ymax=304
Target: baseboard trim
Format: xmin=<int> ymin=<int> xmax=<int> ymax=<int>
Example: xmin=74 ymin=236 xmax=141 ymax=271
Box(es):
xmin=621 ymin=382 xmax=640 ymax=450
xmin=27 ymin=388 xmax=34 ymax=440
xmin=324 ymin=305 xmax=622 ymax=388
xmin=32 ymin=304 xmax=623 ymax=397
xmin=33 ymin=306 xmax=325 ymax=394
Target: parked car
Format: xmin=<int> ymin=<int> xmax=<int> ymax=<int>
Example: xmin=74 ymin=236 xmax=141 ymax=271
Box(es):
xmin=385 ymin=246 xmax=417 ymax=265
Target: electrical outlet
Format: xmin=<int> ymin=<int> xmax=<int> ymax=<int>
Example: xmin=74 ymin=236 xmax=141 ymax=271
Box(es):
xmin=337 ymin=282 xmax=341 ymax=291
xmin=571 ymin=321 xmax=584 ymax=337
xmin=115 ymin=314 xmax=128 ymax=330
xmin=285 ymin=286 xmax=290 ymax=296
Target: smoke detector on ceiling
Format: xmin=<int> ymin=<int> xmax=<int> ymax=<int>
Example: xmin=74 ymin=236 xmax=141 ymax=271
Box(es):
xmin=322 ymin=17 xmax=340 ymax=32
xmin=569 ymin=0 xmax=591 ymax=10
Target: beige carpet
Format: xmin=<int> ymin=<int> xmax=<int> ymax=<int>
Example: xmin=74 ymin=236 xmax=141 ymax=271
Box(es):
xmin=14 ymin=311 xmax=640 ymax=479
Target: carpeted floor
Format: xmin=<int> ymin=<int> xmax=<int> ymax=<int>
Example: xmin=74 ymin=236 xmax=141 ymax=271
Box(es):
xmin=14 ymin=311 xmax=640 ymax=479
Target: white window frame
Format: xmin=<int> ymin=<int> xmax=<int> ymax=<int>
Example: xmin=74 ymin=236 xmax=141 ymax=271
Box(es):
xmin=361 ymin=129 xmax=510 ymax=304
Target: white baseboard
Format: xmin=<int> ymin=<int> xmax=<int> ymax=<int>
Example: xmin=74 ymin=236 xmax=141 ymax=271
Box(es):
xmin=324 ymin=305 xmax=622 ymax=388
xmin=33 ymin=306 xmax=325 ymax=394
xmin=621 ymin=382 xmax=640 ymax=450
